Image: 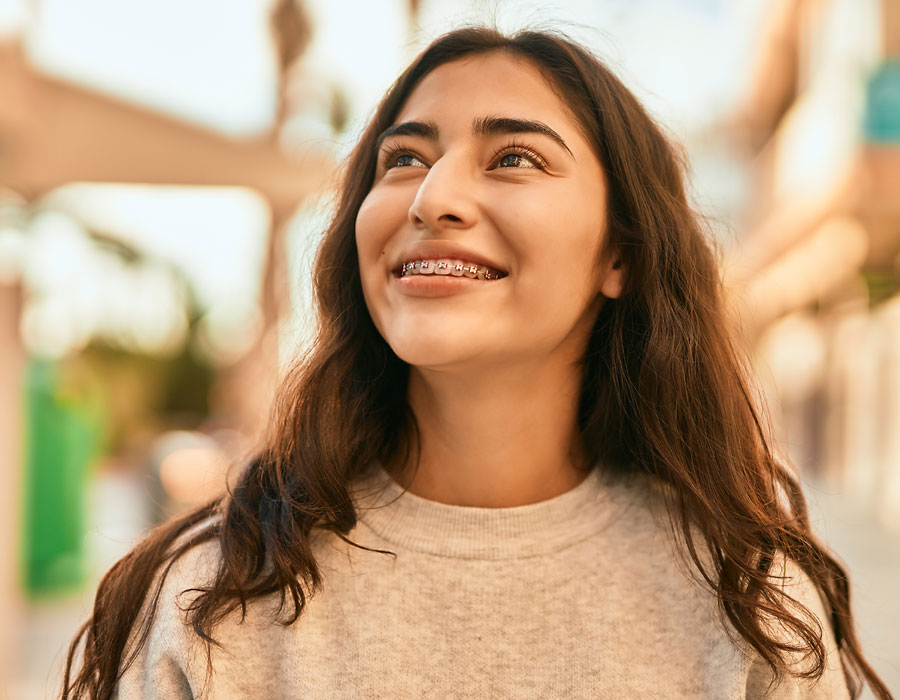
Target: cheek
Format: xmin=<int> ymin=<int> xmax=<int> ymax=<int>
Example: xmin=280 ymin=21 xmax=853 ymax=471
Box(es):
xmin=489 ymin=187 xmax=604 ymax=281
xmin=355 ymin=193 xmax=387 ymax=260
xmin=355 ymin=187 xmax=414 ymax=268
xmin=355 ymin=189 xmax=413 ymax=339
xmin=354 ymin=195 xmax=386 ymax=323
xmin=356 ymin=192 xmax=396 ymax=274
xmin=539 ymin=187 xmax=605 ymax=290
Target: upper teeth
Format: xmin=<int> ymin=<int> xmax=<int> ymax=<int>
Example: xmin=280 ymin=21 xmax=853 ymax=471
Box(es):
xmin=399 ymin=259 xmax=505 ymax=280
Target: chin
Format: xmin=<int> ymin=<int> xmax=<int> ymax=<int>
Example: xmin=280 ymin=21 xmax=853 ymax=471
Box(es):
xmin=386 ymin=333 xmax=482 ymax=370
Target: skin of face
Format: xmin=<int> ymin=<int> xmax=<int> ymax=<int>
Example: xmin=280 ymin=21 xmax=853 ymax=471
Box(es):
xmin=355 ymin=50 xmax=624 ymax=382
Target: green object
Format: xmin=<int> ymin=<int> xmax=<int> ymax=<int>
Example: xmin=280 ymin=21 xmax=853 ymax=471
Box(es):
xmin=864 ymin=60 xmax=900 ymax=143
xmin=22 ymin=357 xmax=104 ymax=595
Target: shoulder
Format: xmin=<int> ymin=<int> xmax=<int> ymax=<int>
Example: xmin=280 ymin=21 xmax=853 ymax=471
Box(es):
xmin=597 ymin=469 xmax=696 ymax=571
xmin=127 ymin=523 xmax=223 ymax=651
xmin=113 ymin=522 xmax=224 ymax=699
xmin=154 ymin=533 xmax=222 ymax=617
xmin=602 ymin=473 xmax=850 ymax=698
xmin=745 ymin=553 xmax=851 ymax=699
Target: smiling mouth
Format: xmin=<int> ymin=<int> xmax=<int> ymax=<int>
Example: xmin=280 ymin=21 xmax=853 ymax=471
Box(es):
xmin=397 ymin=259 xmax=507 ymax=280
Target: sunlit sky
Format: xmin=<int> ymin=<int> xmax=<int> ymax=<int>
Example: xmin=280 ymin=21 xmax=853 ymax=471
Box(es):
xmin=0 ymin=0 xmax=768 ymax=136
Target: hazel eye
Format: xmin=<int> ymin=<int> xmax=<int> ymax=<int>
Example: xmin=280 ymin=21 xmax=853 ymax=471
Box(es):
xmin=492 ymin=144 xmax=547 ymax=170
xmin=497 ymin=153 xmax=538 ymax=169
xmin=384 ymin=151 xmax=427 ymax=170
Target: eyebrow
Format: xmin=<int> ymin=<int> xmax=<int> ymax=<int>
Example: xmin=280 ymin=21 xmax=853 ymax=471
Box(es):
xmin=474 ymin=116 xmax=573 ymax=157
xmin=376 ymin=120 xmax=439 ymax=147
xmin=376 ymin=116 xmax=574 ymax=157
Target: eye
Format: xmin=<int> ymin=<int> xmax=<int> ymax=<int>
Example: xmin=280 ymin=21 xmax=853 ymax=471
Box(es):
xmin=497 ymin=153 xmax=537 ymax=169
xmin=492 ymin=144 xmax=547 ymax=170
xmin=381 ymin=147 xmax=427 ymax=171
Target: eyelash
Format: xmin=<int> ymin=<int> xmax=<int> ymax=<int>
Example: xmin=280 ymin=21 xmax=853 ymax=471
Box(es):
xmin=379 ymin=139 xmax=549 ymax=171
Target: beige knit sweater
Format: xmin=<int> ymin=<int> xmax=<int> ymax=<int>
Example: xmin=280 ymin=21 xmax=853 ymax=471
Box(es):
xmin=113 ymin=464 xmax=850 ymax=699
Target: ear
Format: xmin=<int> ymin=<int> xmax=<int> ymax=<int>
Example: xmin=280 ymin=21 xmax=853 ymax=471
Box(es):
xmin=599 ymin=254 xmax=625 ymax=299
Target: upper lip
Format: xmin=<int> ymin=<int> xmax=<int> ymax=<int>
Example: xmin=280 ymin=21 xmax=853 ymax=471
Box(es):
xmin=392 ymin=242 xmax=507 ymax=276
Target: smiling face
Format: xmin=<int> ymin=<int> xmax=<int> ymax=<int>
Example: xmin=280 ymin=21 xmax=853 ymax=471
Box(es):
xmin=355 ymin=51 xmax=624 ymax=372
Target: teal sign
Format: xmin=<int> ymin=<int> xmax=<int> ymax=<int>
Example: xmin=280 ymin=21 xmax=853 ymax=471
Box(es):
xmin=864 ymin=60 xmax=900 ymax=143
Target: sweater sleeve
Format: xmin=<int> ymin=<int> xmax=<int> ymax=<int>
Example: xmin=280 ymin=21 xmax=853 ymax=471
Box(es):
xmin=113 ymin=645 xmax=194 ymax=700
xmin=112 ymin=540 xmax=220 ymax=700
xmin=745 ymin=556 xmax=851 ymax=700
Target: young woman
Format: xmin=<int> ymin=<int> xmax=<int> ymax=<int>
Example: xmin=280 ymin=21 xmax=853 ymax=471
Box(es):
xmin=63 ymin=27 xmax=893 ymax=700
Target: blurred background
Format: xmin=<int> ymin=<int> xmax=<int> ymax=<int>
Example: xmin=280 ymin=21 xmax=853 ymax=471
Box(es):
xmin=0 ymin=0 xmax=898 ymax=697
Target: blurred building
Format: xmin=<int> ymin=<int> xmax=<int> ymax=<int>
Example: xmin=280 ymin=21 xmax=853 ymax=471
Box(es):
xmin=725 ymin=0 xmax=900 ymax=529
xmin=0 ymin=1 xmax=344 ymax=693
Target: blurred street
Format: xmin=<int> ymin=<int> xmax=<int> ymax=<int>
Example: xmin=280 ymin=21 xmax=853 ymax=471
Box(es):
xmin=2 ymin=0 xmax=899 ymax=698
xmin=805 ymin=479 xmax=900 ymax=698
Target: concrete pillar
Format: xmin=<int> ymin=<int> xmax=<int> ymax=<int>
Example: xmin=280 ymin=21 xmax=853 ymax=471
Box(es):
xmin=876 ymin=296 xmax=900 ymax=532
xmin=883 ymin=0 xmax=900 ymax=56
xmin=0 ymin=280 xmax=25 ymax=692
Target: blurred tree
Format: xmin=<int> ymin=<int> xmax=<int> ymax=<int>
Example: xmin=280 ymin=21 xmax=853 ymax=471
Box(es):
xmin=19 ymin=212 xmax=217 ymax=595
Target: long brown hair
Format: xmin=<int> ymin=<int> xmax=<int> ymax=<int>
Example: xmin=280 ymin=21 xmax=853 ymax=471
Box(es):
xmin=62 ymin=27 xmax=893 ymax=700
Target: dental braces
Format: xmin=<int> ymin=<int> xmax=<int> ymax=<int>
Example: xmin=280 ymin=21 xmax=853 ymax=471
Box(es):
xmin=399 ymin=260 xmax=504 ymax=280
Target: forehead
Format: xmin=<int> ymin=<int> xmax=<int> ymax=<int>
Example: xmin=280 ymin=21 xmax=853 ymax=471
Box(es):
xmin=395 ymin=52 xmax=581 ymax=136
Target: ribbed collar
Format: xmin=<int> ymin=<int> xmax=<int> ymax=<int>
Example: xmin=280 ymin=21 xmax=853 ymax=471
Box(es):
xmin=353 ymin=464 xmax=623 ymax=560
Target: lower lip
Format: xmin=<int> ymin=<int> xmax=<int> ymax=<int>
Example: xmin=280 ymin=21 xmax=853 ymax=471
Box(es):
xmin=392 ymin=274 xmax=504 ymax=298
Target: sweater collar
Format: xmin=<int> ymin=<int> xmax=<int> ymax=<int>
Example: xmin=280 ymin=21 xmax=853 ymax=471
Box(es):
xmin=352 ymin=464 xmax=623 ymax=560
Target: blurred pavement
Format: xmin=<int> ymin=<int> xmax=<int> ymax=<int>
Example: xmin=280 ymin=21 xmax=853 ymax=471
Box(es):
xmin=805 ymin=478 xmax=900 ymax=699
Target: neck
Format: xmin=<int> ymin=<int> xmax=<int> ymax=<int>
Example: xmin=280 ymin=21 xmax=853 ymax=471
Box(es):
xmin=389 ymin=358 xmax=590 ymax=507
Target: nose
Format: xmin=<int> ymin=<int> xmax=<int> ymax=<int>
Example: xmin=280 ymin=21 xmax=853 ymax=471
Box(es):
xmin=408 ymin=156 xmax=478 ymax=232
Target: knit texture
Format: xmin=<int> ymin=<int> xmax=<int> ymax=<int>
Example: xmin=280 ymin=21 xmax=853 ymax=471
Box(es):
xmin=113 ymin=465 xmax=851 ymax=699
